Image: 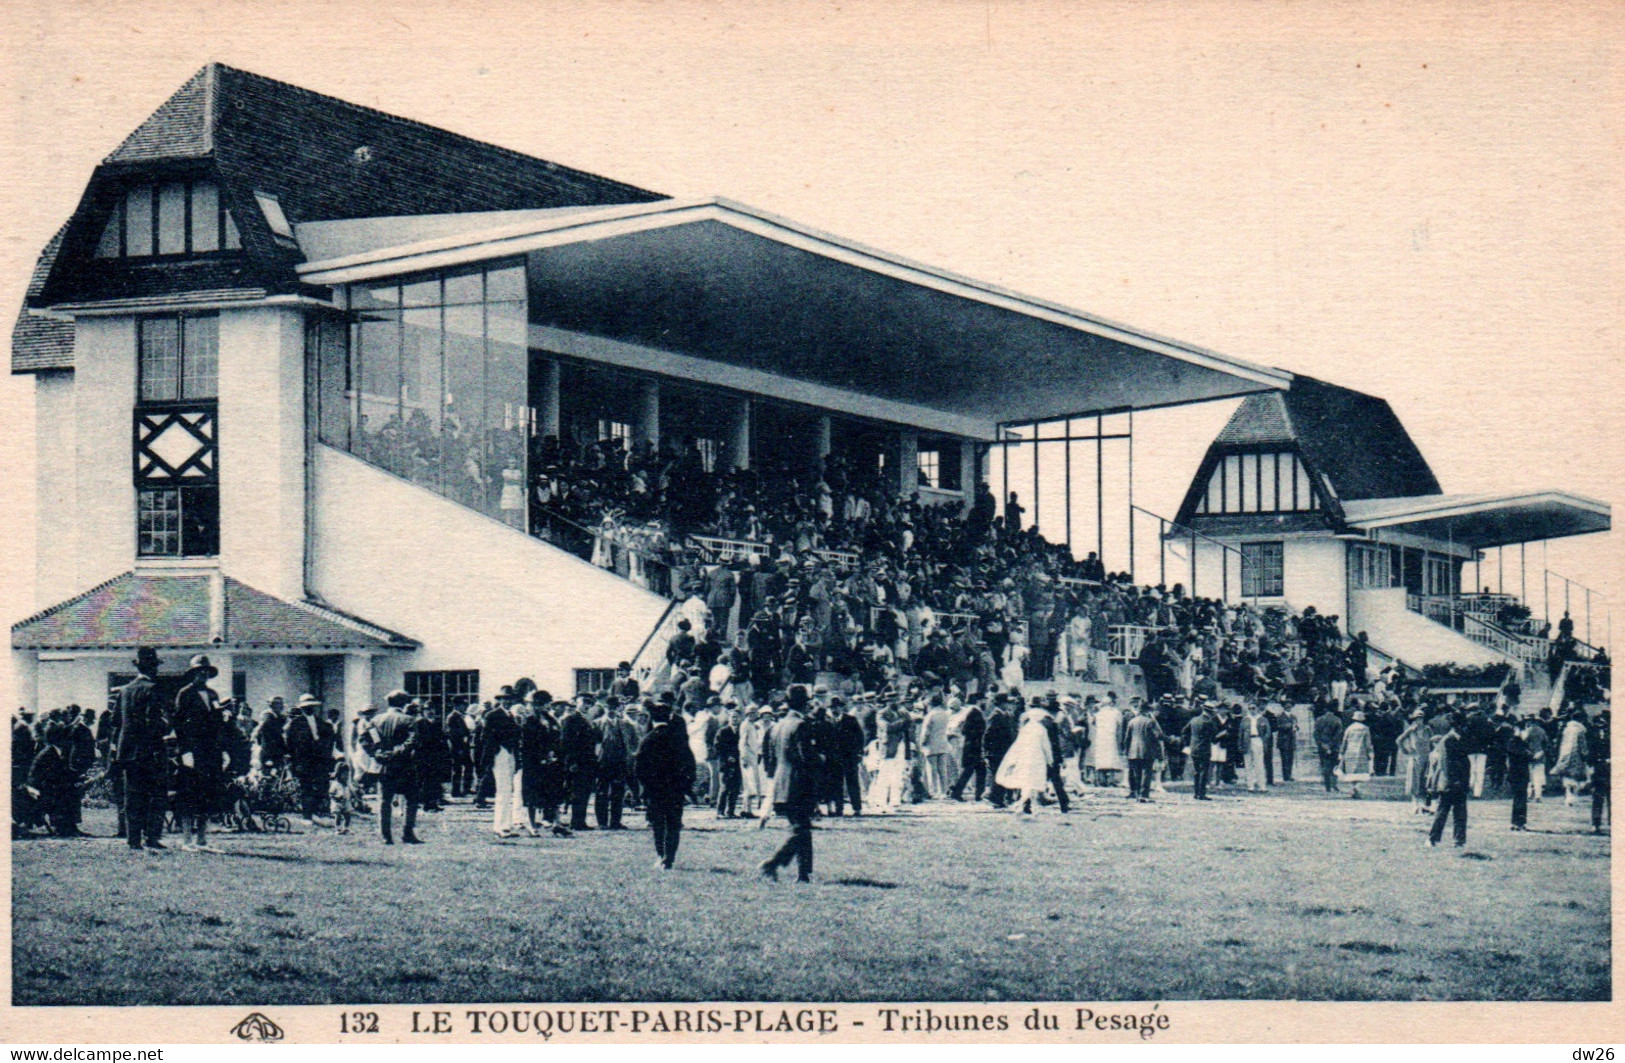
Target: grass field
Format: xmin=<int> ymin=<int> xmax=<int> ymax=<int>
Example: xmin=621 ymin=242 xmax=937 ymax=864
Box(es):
xmin=12 ymin=776 xmax=1610 ymax=1005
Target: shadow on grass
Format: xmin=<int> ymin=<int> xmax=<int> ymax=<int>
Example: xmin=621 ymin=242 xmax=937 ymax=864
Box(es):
xmin=214 ymin=850 xmax=388 ymax=868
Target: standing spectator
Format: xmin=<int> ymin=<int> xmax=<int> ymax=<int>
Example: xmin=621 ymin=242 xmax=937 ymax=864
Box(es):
xmin=560 ymin=698 xmax=599 ymax=831
xmin=760 ymin=684 xmax=819 ymax=882
xmin=1506 ymin=717 xmax=1533 ymax=831
xmin=520 ymin=694 xmax=568 ymax=836
xmin=360 ymin=691 xmax=423 ymax=845
xmin=1273 ymin=701 xmax=1297 ymax=783
xmin=1313 ymin=702 xmax=1344 ymax=794
xmin=919 ymin=695 xmax=951 ymax=797
xmin=1588 ymin=708 xmax=1610 ymax=835
xmin=116 ymin=648 xmax=169 ymax=851
xmin=172 ymin=656 xmax=225 ymax=851
xmin=284 ymin=693 xmax=337 ymax=820
xmin=253 ymin=696 xmax=289 ymax=777
xmin=982 ymin=696 xmax=1018 ymax=807
xmin=415 ymin=708 xmax=450 ymax=812
xmin=63 ymin=707 xmax=95 ymax=835
xmin=1122 ymin=700 xmax=1165 ymax=803
xmin=712 ymin=707 xmax=743 ymax=818
xmin=635 ymin=699 xmax=696 ymax=870
xmin=481 ymin=689 xmax=522 ymax=838
xmin=1554 ymin=708 xmax=1591 ymax=807
xmin=1398 ymin=709 xmax=1432 ymax=814
xmin=948 ymin=697 xmax=987 ymax=803
xmin=1339 ymin=710 xmax=1374 ymax=799
xmin=1428 ymin=712 xmax=1472 ymax=848
xmin=1185 ymin=702 xmax=1217 ymax=801
xmin=595 ymin=701 xmax=637 ymax=830
xmin=25 ymin=723 xmax=77 ymax=836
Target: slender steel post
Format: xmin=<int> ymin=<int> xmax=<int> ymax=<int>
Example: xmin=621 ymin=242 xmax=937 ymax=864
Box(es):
xmin=1498 ymin=546 xmax=1504 ymax=595
xmin=1095 ymin=412 xmax=1105 ymax=569
xmin=1064 ymin=418 xmax=1072 ymax=551
xmin=1189 ymin=528 xmax=1197 ymax=598
xmin=1520 ymin=542 xmax=1526 ymax=603
xmin=1159 ymin=518 xmax=1167 ymax=588
xmin=1586 ymin=588 xmax=1592 ymax=645
xmin=1127 ymin=408 xmax=1135 ymax=582
xmin=1031 ymin=421 xmax=1040 ymax=535
xmin=1001 ymin=426 xmax=1009 ymax=527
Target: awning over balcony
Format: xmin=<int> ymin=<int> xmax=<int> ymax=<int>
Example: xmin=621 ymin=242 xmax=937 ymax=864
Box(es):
xmin=297 ymin=198 xmax=1292 ymax=437
xmin=1341 ymin=491 xmax=1612 ymax=550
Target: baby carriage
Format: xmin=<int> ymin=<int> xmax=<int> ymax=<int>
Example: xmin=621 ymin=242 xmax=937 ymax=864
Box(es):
xmin=224 ymin=771 xmax=301 ymax=833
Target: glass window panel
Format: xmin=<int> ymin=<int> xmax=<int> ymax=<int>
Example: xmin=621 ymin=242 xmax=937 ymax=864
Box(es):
xmin=313 ymin=316 xmax=350 ymax=448
xmin=401 ymin=277 xmax=441 ymax=308
xmin=486 ymin=300 xmax=527 ymax=526
xmin=443 ymin=268 xmax=484 ymax=305
xmin=485 ymin=264 xmax=525 ymax=302
xmin=138 ymin=488 xmax=181 ymax=557
xmin=126 ymin=186 xmax=154 ymax=257
xmin=1295 ymin=457 xmax=1314 ymax=511
xmin=1204 ymin=465 xmax=1222 ymax=514
xmin=1223 ymin=455 xmax=1241 ymax=513
xmin=190 ymin=182 xmax=219 ymax=252
xmin=401 ymin=307 xmax=443 ymax=488
xmin=1242 ymin=453 xmax=1260 ymax=512
xmin=442 ymin=303 xmax=485 ymax=507
xmin=180 ymin=483 xmax=220 ymax=557
xmin=181 ymin=314 xmax=218 ymax=399
xmin=1258 ymin=452 xmax=1277 ymax=511
xmin=95 ymin=203 xmax=123 ymax=258
xmin=351 ymin=282 xmax=400 ymax=311
xmin=356 ymin=310 xmax=402 ymax=475
xmin=917 ymin=449 xmax=939 ymax=488
xmin=222 ymin=210 xmax=241 ymax=250
xmin=157 ymin=182 xmax=188 ymax=254
xmin=1277 ymin=451 xmax=1294 ymax=511
xmin=139 ymin=318 xmax=181 ymax=402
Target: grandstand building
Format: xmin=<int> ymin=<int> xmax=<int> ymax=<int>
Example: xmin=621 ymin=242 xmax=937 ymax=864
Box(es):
xmin=1169 ymin=378 xmax=1610 ymax=677
xmin=9 ymin=65 xmax=1609 ymax=718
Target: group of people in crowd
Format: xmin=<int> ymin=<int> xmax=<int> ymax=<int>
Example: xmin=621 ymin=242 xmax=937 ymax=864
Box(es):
xmin=11 ymin=466 xmax=1611 ymax=875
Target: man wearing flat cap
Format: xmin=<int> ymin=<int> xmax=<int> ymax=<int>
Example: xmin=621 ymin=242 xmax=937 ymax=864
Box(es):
xmin=173 ymin=654 xmax=227 ymax=850
xmin=115 ymin=647 xmax=170 ymax=850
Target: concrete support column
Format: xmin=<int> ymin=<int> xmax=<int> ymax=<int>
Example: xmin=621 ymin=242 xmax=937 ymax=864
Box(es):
xmin=897 ymin=429 xmax=919 ymax=497
xmin=206 ymin=653 xmax=235 ymax=702
xmin=958 ymin=441 xmax=976 ymax=509
xmin=637 ymin=378 xmax=660 ymax=451
xmin=729 ymin=398 xmax=752 ymax=471
xmin=816 ymin=414 xmax=832 ymax=465
xmin=539 ymin=358 xmax=562 ymax=440
xmin=342 ymin=653 xmax=374 ymax=758
xmin=11 ymin=651 xmax=38 ymax=713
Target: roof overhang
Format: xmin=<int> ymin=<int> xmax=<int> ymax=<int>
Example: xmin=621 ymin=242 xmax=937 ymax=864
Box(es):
xmin=1342 ymin=491 xmax=1611 ymax=550
xmin=297 ymin=197 xmax=1291 ymax=428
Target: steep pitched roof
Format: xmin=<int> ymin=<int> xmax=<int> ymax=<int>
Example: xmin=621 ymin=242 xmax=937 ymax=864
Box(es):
xmin=11 ymin=570 xmax=416 ymax=651
xmin=1175 ymin=374 xmax=1442 ymax=526
xmin=1284 ymin=375 xmax=1441 ymax=503
xmin=21 ymin=63 xmax=665 ymax=344
xmin=10 ymin=225 xmax=74 ymax=372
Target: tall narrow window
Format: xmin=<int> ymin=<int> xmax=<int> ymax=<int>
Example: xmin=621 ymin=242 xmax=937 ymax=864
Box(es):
xmin=100 ymin=180 xmax=238 ymax=258
xmin=1240 ymin=541 xmax=1285 ymax=598
xmin=135 ymin=313 xmax=219 ymax=558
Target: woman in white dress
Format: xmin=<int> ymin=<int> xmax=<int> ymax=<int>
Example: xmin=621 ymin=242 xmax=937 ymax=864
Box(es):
xmin=1065 ymin=612 xmax=1092 ymax=678
xmin=995 ymin=706 xmax=1055 ymax=814
xmin=1001 ymin=636 xmax=1029 ymax=691
xmin=1555 ymin=710 xmax=1591 ymax=806
xmin=1092 ymin=696 xmax=1125 ymax=788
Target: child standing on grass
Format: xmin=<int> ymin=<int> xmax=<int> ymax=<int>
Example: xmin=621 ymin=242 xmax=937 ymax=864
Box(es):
xmin=329 ymin=758 xmax=353 ymax=835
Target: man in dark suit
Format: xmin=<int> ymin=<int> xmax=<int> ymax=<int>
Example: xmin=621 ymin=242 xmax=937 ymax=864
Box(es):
xmin=254 ymin=696 xmax=288 ymax=777
xmin=595 ymin=701 xmax=637 ymax=829
xmin=948 ymin=698 xmax=987 ymax=802
xmin=172 ymin=655 xmax=226 ymax=850
xmin=560 ymin=700 xmax=599 ymax=831
xmin=1313 ymin=702 xmax=1344 ymax=794
xmin=1428 ymin=712 xmax=1472 ymax=847
xmin=1123 ymin=700 xmax=1165 ymax=803
xmin=636 ymin=700 xmax=697 ymax=869
xmin=760 ymin=684 xmax=818 ymax=883
xmin=830 ymin=698 xmax=867 ymax=815
xmin=284 ymin=692 xmax=336 ymax=819
xmin=361 ymin=691 xmax=423 ymax=844
xmin=1185 ymin=702 xmax=1218 ymax=801
xmin=1506 ymin=717 xmax=1533 ymax=831
xmin=1038 ymin=698 xmax=1072 ymax=813
xmin=115 ymin=647 xmax=169 ymax=850
xmin=983 ymin=696 xmax=1018 ymax=807
xmin=62 ymin=706 xmax=96 ymax=835
xmin=1589 ymin=708 xmax=1611 ymax=835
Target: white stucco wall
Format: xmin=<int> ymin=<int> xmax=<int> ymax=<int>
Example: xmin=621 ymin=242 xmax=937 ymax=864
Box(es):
xmin=310 ymin=445 xmax=670 ymax=702
xmin=33 ymin=371 xmax=78 ymax=611
xmin=1283 ymin=537 xmax=1347 ymax=628
xmin=218 ymin=308 xmax=307 ymax=603
xmin=1349 ymin=588 xmax=1507 ymax=668
xmin=35 ymin=656 xmax=118 ymax=714
xmin=68 ymin=317 xmax=137 ymax=593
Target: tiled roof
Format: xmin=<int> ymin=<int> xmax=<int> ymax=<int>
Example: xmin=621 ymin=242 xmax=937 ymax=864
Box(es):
xmin=25 ymin=63 xmax=666 ymax=322
xmin=12 ymin=570 xmax=415 ymax=652
xmin=1214 ymin=390 xmax=1294 ymax=446
xmin=11 ymin=225 xmax=73 ymax=373
xmin=1175 ymin=374 xmax=1442 ymax=526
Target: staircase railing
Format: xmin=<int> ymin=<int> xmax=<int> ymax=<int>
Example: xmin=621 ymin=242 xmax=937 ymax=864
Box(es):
xmin=1459 ymin=614 xmax=1546 ymax=669
xmin=532 ymin=507 xmax=677 ymax=598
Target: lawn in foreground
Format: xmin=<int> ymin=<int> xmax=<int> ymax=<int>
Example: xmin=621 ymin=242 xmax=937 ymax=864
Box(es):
xmin=12 ymin=781 xmax=1609 ymax=1004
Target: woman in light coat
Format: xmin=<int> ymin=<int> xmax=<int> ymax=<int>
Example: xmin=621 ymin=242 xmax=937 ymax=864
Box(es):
xmin=1397 ymin=709 xmax=1432 ymax=813
xmin=1554 ymin=710 xmax=1591 ymax=806
xmin=995 ymin=707 xmax=1055 ymax=814
xmin=1338 ymin=710 xmax=1374 ymax=799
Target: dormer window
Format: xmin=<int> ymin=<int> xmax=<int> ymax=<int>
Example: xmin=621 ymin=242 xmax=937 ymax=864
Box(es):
xmin=1193 ymin=449 xmax=1318 ymax=515
xmin=94 ymin=179 xmax=242 ymax=259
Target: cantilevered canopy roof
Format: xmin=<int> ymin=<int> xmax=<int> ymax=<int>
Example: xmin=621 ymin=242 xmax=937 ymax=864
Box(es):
xmin=298 ymin=198 xmax=1292 ymax=434
xmin=1342 ymin=491 xmax=1611 ymax=550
